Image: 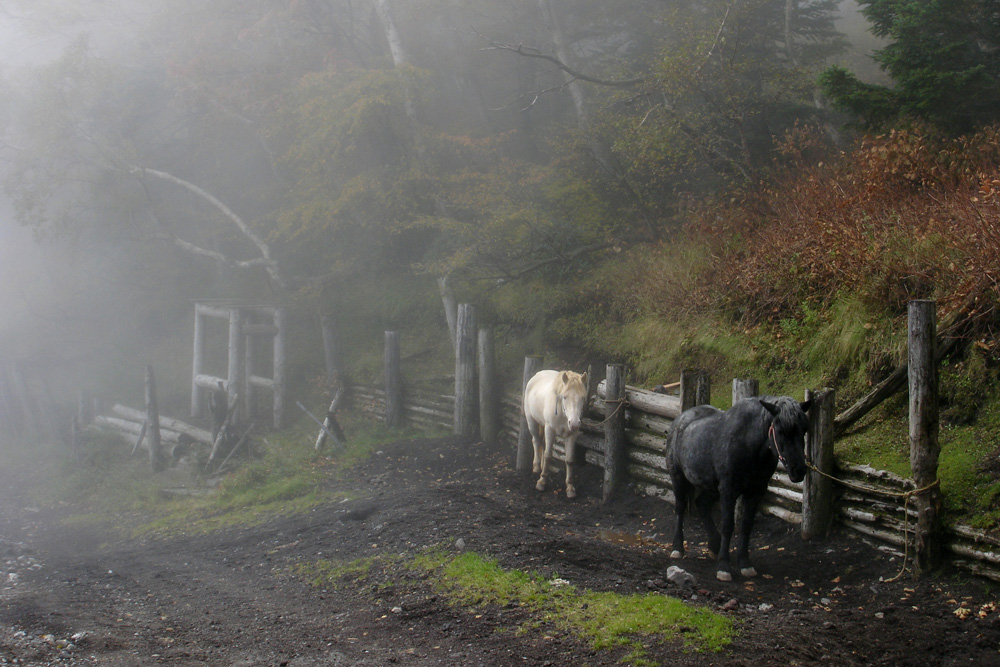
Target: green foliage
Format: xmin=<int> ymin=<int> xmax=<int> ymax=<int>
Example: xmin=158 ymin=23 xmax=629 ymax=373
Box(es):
xmin=591 ymin=0 xmax=844 ymax=214
xmin=820 ymin=0 xmax=1000 ymax=133
xmin=295 ymin=546 xmax=733 ymax=663
xmin=292 ymin=556 xmax=384 ymax=591
xmin=419 ymin=550 xmax=733 ymax=659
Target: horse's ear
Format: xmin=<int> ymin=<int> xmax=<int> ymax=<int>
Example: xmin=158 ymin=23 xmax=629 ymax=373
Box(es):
xmin=759 ymin=399 xmax=779 ymax=416
xmin=560 ymin=371 xmax=570 ymax=385
xmin=800 ymin=399 xmax=812 ymax=413
xmin=581 ymin=372 xmax=589 ymax=387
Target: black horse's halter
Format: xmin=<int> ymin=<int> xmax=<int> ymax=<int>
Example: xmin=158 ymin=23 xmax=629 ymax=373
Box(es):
xmin=768 ymin=423 xmax=787 ymax=465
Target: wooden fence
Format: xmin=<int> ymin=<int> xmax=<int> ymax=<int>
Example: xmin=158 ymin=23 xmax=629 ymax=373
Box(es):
xmin=352 ymin=376 xmax=1000 ymax=583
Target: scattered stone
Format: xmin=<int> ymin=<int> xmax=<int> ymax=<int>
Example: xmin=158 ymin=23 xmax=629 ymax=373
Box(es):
xmin=722 ymin=598 xmax=740 ymax=611
xmin=454 ymin=538 xmax=466 ymax=550
xmin=758 ymin=603 xmax=773 ymax=612
xmin=666 ymin=565 xmax=696 ymax=588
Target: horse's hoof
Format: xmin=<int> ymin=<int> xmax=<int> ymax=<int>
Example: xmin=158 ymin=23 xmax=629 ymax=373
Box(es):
xmin=670 ymin=550 xmax=683 ymax=560
xmin=716 ymin=570 xmax=733 ymax=582
xmin=740 ymin=567 xmax=758 ymax=578
xmin=535 ymin=480 xmax=546 ymax=492
xmin=565 ymin=486 xmax=576 ymax=499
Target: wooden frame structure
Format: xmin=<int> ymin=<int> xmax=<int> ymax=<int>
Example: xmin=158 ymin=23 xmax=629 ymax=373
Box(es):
xmin=190 ymin=300 xmax=287 ymax=429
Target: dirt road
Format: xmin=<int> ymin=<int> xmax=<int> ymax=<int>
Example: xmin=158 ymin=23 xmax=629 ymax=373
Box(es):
xmin=0 ymin=435 xmax=998 ymax=666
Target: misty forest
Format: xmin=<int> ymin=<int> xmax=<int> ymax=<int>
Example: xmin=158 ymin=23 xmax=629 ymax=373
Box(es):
xmin=1 ymin=0 xmax=1000 ymax=664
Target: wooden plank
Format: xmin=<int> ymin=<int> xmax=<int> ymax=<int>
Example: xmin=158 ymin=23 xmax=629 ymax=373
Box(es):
xmin=597 ymin=380 xmax=682 ymax=419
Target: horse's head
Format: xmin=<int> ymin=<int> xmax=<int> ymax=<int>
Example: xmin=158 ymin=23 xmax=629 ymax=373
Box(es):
xmin=760 ymin=397 xmax=812 ymax=483
xmin=556 ymin=371 xmax=589 ymax=433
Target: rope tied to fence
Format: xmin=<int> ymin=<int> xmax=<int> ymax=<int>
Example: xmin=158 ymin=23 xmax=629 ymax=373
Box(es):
xmin=805 ymin=460 xmax=940 ymax=582
xmin=599 ymin=396 xmax=630 ymax=425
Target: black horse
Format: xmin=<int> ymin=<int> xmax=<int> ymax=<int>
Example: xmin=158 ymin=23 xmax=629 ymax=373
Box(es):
xmin=667 ymin=396 xmax=811 ymax=581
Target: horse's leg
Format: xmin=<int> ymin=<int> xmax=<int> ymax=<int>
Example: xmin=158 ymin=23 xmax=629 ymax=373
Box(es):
xmin=563 ymin=434 xmax=577 ymax=499
xmin=736 ymin=490 xmax=765 ymax=577
xmin=714 ymin=487 xmax=738 ymax=582
xmin=527 ymin=418 xmax=543 ymax=474
xmin=670 ymin=471 xmax=690 ymax=559
xmin=694 ymin=490 xmax=721 ymax=559
xmin=535 ymin=426 xmax=555 ymax=492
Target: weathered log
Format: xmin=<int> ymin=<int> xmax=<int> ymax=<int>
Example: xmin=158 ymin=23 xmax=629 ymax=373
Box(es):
xmin=761 ymin=504 xmax=801 ymax=524
xmin=909 ymin=299 xmax=943 ymax=574
xmin=624 ymin=411 xmax=672 ymax=436
xmin=453 ymin=304 xmax=477 ymax=437
xmin=732 ymin=378 xmax=759 ymax=403
xmin=950 ymin=559 xmax=1000 ymax=583
xmin=841 ymin=518 xmax=907 ymax=548
xmin=314 ymin=385 xmax=347 ymax=451
xmin=603 ymin=364 xmax=627 ymax=504
xmin=478 ymin=328 xmax=499 ymax=445
xmin=111 ymin=405 xmax=213 ymax=445
xmin=95 ymin=416 xmax=184 ymax=445
xmin=949 ymin=524 xmax=1000 ymax=549
xmin=834 ymin=312 xmax=962 ymax=436
xmin=130 ymin=419 xmax=148 ymax=457
xmin=227 ymin=307 xmax=244 ymax=424
xmin=145 ymin=366 xmax=166 ymax=472
xmin=680 ymin=369 xmax=710 ymax=411
xmin=596 ymin=380 xmax=682 ymax=419
xmin=385 ymin=331 xmax=402 ymax=429
xmin=272 ymin=306 xmax=288 ymax=429
xmin=209 ymin=392 xmax=240 ymax=465
xmin=802 ymin=387 xmax=836 ymax=540
xmin=624 ymin=429 xmax=666 ymax=453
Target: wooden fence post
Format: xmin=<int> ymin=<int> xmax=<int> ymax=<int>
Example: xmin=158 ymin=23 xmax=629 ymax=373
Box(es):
xmin=516 ymin=355 xmax=544 ymax=470
xmin=603 ymin=363 xmax=627 ymax=504
xmin=454 ymin=304 xmax=478 ymax=437
xmin=245 ymin=320 xmax=259 ymax=421
xmin=732 ymin=378 xmax=759 ymax=403
xmin=478 ymin=328 xmax=499 ymax=445
xmin=438 ymin=276 xmax=458 ymax=353
xmin=802 ymin=387 xmax=836 ymax=540
xmin=227 ymin=307 xmax=244 ymax=425
xmin=272 ymin=306 xmax=287 ymax=429
xmin=321 ymin=314 xmax=342 ymax=387
xmin=909 ymin=299 xmax=943 ymax=575
xmin=145 ymin=365 xmax=166 ymax=472
xmin=384 ymin=331 xmax=402 ymax=428
xmin=680 ymin=369 xmax=711 ymax=411
xmin=191 ymin=305 xmax=207 ymax=419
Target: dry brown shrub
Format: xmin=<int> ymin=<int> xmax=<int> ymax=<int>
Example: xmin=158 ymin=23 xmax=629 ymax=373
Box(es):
xmin=679 ymin=124 xmax=1000 ymax=351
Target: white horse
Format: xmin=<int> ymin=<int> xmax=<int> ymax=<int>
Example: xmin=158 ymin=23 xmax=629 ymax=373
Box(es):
xmin=523 ymin=369 xmax=589 ymax=498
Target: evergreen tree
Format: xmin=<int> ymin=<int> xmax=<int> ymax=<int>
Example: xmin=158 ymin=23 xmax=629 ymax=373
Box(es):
xmin=820 ymin=0 xmax=1000 ymax=133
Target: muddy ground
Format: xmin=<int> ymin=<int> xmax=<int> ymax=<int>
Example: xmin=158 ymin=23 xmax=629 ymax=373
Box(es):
xmin=0 ymin=434 xmax=999 ymax=666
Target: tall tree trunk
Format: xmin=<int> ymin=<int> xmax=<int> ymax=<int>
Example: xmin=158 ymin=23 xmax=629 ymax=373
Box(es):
xmin=537 ymin=0 xmax=588 ymax=130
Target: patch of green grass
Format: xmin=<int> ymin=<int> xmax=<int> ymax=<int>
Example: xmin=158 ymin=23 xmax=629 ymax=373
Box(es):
xmin=292 ymin=556 xmax=384 ymax=590
xmin=296 ymin=548 xmax=731 ymax=664
xmin=422 ymin=550 xmax=732 ymax=662
xmin=837 ymin=392 xmax=1000 ymax=530
xmin=36 ymin=412 xmax=435 ymax=539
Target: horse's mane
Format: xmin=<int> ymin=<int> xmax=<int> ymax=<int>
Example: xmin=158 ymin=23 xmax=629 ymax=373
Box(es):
xmin=761 ymin=395 xmax=809 ymax=432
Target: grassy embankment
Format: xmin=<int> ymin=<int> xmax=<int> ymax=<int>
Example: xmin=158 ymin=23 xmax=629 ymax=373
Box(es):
xmin=482 ymin=126 xmax=1000 ymax=530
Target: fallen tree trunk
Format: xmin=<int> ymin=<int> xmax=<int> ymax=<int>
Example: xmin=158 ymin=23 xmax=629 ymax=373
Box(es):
xmin=111 ymin=404 xmax=213 ymax=445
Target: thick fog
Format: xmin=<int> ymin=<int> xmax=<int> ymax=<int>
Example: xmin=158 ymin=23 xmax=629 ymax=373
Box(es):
xmin=0 ymin=0 xmax=885 ymax=416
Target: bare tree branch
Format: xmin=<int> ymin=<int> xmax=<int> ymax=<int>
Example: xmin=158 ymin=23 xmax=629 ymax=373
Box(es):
xmin=127 ymin=165 xmax=287 ymax=289
xmin=474 ymin=30 xmax=645 ymax=89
